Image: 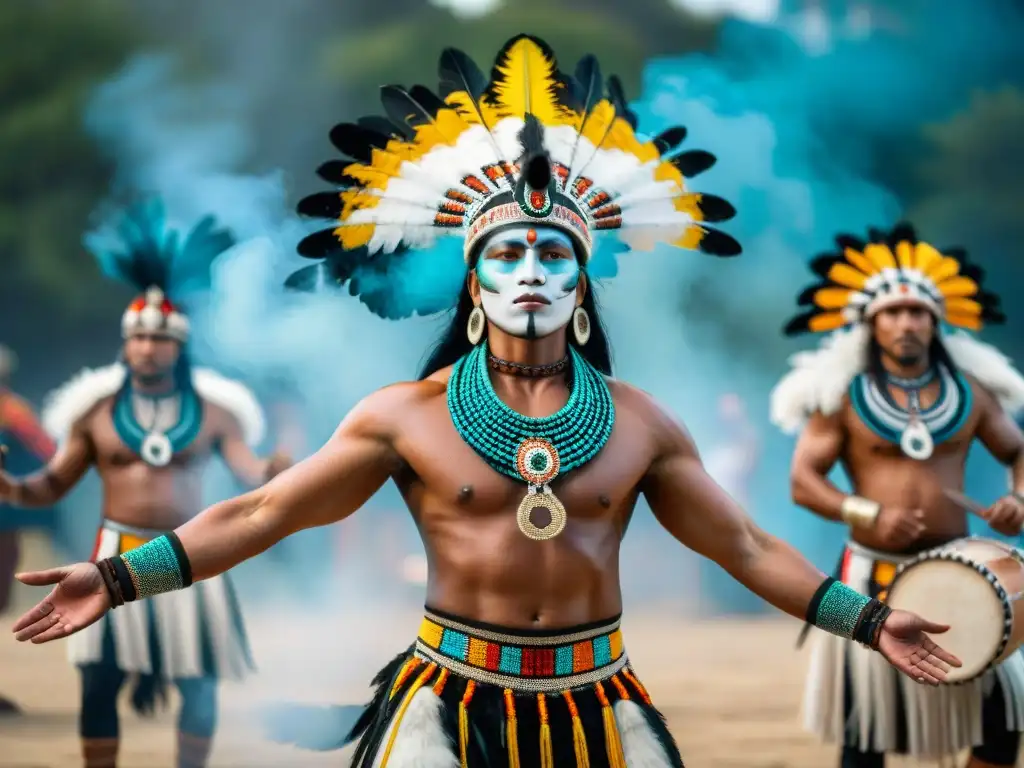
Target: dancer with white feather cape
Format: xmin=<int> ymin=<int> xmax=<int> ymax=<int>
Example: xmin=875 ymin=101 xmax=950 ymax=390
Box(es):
xmin=771 ymin=223 xmax=1024 ymax=767
xmin=12 ymin=38 xmax=961 ymax=768
xmin=0 ymin=199 xmax=291 ymax=768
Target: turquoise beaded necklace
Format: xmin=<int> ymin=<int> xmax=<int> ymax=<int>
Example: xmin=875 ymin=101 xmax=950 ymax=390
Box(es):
xmin=447 ymin=342 xmax=615 ymax=540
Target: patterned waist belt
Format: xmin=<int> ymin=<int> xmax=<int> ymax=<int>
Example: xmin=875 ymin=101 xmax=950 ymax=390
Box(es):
xmin=415 ymin=608 xmax=627 ymax=692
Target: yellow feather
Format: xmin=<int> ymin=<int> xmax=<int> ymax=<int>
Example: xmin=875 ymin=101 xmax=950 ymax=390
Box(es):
xmin=895 ymin=240 xmax=914 ymax=269
xmin=926 ymin=256 xmax=961 ymax=283
xmin=813 ymin=287 xmax=853 ymax=310
xmin=673 ymin=194 xmax=702 ymax=219
xmin=913 ymin=242 xmax=943 ymax=273
xmin=334 ymin=223 xmax=374 ymax=249
xmin=944 ymin=297 xmax=982 ymax=316
xmin=444 ymin=91 xmax=502 ymax=128
xmin=604 ymin=117 xmax=658 ymax=163
xmin=405 ymin=109 xmax=472 ymax=154
xmin=488 ymin=37 xmax=571 ymax=124
xmin=672 ymin=225 xmax=705 ymax=250
xmin=654 ymin=161 xmax=686 ymax=190
xmin=827 ymin=262 xmax=869 ymax=290
xmin=863 ymin=243 xmax=897 ymax=271
xmin=579 ymin=101 xmax=616 ymax=150
xmin=843 ymin=248 xmax=877 ymax=276
xmin=344 ymin=164 xmax=392 ymax=191
xmin=944 ymin=312 xmax=982 ymax=331
xmin=809 ymin=312 xmax=849 ymax=332
xmin=340 ymin=190 xmax=382 ymax=218
xmin=936 ymin=275 xmax=978 ymax=298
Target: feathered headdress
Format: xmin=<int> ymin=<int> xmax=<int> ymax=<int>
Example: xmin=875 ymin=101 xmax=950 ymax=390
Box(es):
xmin=84 ymin=198 xmax=237 ymax=342
xmin=783 ymin=222 xmax=1004 ymax=336
xmin=287 ymin=34 xmax=741 ymax=318
xmin=770 ymin=223 xmax=1024 ymax=433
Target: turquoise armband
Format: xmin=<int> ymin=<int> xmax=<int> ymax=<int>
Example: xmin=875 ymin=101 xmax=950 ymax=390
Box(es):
xmin=99 ymin=532 xmax=193 ymax=604
xmin=806 ymin=577 xmax=871 ymax=640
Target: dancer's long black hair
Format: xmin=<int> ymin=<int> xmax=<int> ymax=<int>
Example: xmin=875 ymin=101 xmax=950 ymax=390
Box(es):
xmin=417 ymin=272 xmax=613 ymax=380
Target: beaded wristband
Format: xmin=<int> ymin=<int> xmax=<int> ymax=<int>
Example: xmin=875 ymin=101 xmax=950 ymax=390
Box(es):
xmin=100 ymin=532 xmax=194 ymax=603
xmin=806 ymin=577 xmax=873 ymax=641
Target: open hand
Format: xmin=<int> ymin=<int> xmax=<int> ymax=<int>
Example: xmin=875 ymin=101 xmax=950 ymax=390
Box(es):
xmin=10 ymin=563 xmax=110 ymax=644
xmin=876 ymin=608 xmax=961 ymax=685
xmin=984 ymin=494 xmax=1024 ymax=537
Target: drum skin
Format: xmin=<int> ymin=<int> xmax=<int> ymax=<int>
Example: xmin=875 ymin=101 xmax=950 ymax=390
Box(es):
xmin=887 ymin=537 xmax=1024 ymax=684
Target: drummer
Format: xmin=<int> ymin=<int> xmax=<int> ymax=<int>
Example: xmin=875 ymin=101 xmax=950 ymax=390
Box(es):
xmin=770 ymin=223 xmax=1024 ymax=767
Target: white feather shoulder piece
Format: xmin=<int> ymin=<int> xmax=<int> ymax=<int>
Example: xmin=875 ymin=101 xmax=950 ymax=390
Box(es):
xmin=944 ymin=332 xmax=1024 ymax=418
xmin=41 ymin=363 xmax=266 ymax=447
xmin=769 ymin=325 xmax=870 ymax=435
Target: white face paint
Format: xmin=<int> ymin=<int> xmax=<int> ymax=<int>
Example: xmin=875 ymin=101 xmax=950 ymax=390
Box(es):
xmin=474 ymin=225 xmax=581 ymax=340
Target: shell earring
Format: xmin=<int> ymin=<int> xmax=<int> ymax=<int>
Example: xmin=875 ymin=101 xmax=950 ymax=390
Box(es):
xmin=467 ymin=306 xmax=486 ymax=345
xmin=572 ymin=306 xmax=591 ymax=346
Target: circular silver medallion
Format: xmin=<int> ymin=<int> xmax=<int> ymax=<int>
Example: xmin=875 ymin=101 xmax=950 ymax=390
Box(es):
xmin=141 ymin=432 xmax=173 ymax=467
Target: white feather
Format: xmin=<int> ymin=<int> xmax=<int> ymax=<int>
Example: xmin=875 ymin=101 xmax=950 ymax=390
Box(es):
xmin=371 ymin=688 xmax=458 ymax=768
xmin=614 ymin=700 xmax=674 ymax=767
xmin=944 ymin=331 xmax=1024 ymax=417
xmin=769 ymin=325 xmax=871 ymax=435
xmin=41 ymin=364 xmax=127 ymax=444
xmin=191 ymin=369 xmax=266 ymax=447
xmin=40 ymin=364 xmax=266 ymax=448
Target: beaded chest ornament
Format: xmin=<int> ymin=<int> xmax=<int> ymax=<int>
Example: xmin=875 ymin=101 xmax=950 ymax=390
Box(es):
xmin=447 ymin=343 xmax=614 ymax=540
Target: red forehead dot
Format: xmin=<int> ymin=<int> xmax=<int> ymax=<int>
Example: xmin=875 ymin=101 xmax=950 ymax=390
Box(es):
xmin=526 ymin=229 xmax=538 ymax=245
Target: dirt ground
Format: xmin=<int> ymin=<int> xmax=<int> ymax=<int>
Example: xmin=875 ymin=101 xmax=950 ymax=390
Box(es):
xmin=0 ymin=535 xmax=980 ymax=767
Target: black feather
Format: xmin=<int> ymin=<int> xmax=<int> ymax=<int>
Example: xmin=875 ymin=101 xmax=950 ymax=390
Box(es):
xmin=357 ymin=115 xmax=411 ymax=140
xmin=797 ymin=284 xmax=820 ymax=306
xmin=606 ymin=75 xmax=637 ymax=129
xmin=784 ymin=311 xmax=817 ymax=336
xmin=983 ymin=306 xmax=1007 ymax=324
xmin=380 ymin=85 xmax=445 ymax=132
xmin=867 ymin=226 xmax=887 ymax=244
xmin=517 ymin=114 xmax=551 ymax=189
xmin=959 ymin=263 xmax=984 ymax=282
xmin=653 ymin=126 xmax=687 ymax=155
xmin=315 ymin=161 xmax=361 ymax=187
xmin=696 ymin=193 xmax=736 ymax=223
xmin=672 ymin=150 xmax=717 ymax=178
xmin=810 ymin=255 xmax=840 ymax=277
xmin=698 ymin=227 xmax=742 ymax=257
xmin=438 ymin=47 xmax=488 ymax=100
xmin=283 ymin=264 xmax=326 ymax=292
xmin=834 ymin=234 xmax=866 ymax=252
xmin=888 ymin=221 xmax=918 ymax=244
xmin=328 ymin=123 xmax=391 ymax=164
xmin=296 ymin=228 xmax=346 ymax=258
xmin=978 ymin=289 xmax=1000 ymax=307
xmin=297 ymin=192 xmax=344 ymax=220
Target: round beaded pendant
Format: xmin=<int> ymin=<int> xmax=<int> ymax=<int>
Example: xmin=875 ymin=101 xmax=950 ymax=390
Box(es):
xmin=515 ymin=438 xmax=566 ymax=540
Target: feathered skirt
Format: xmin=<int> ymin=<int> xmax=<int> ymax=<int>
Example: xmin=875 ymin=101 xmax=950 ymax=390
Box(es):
xmin=347 ymin=608 xmax=684 ymax=767
xmin=802 ymin=540 xmax=1024 ymax=758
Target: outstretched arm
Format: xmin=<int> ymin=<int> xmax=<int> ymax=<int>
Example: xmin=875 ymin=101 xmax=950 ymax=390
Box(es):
xmin=176 ymin=387 xmax=402 ymax=581
xmin=637 ymin=393 xmax=958 ymax=683
xmin=0 ymin=422 xmax=93 ymax=508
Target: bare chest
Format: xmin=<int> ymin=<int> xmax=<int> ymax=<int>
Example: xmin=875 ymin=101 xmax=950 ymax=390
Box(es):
xmin=87 ymin=401 xmax=220 ymax=470
xmin=393 ymin=397 xmax=654 ymax=526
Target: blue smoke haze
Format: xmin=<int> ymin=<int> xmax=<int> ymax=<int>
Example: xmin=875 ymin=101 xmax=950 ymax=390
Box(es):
xmin=67 ymin=0 xmax=1024 ymax=614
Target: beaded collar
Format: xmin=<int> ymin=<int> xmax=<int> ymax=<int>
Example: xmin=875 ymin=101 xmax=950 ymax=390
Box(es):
xmin=448 ymin=343 xmax=614 ymax=540
xmin=849 ymin=364 xmax=971 ymax=460
xmin=112 ymin=380 xmax=202 ymax=468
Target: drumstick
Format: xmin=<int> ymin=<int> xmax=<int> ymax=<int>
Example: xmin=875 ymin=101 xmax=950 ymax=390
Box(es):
xmin=943 ymin=488 xmax=988 ymax=518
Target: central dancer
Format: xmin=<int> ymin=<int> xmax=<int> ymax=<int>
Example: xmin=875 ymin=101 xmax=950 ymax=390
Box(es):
xmin=13 ymin=35 xmax=959 ymax=767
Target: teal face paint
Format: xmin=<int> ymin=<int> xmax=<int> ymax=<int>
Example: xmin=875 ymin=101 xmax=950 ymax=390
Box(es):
xmin=474 ymin=225 xmax=580 ymax=339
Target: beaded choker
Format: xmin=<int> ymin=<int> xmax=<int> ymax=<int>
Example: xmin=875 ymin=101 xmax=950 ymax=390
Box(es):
xmin=487 ymin=355 xmax=569 ymax=378
xmin=849 ymin=364 xmax=971 ymax=461
xmin=448 ymin=343 xmax=615 ymax=540
xmin=112 ymin=382 xmax=202 ymax=468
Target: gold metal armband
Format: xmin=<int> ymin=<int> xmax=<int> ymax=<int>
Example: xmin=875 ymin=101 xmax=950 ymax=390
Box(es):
xmin=840 ymin=496 xmax=880 ymax=528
